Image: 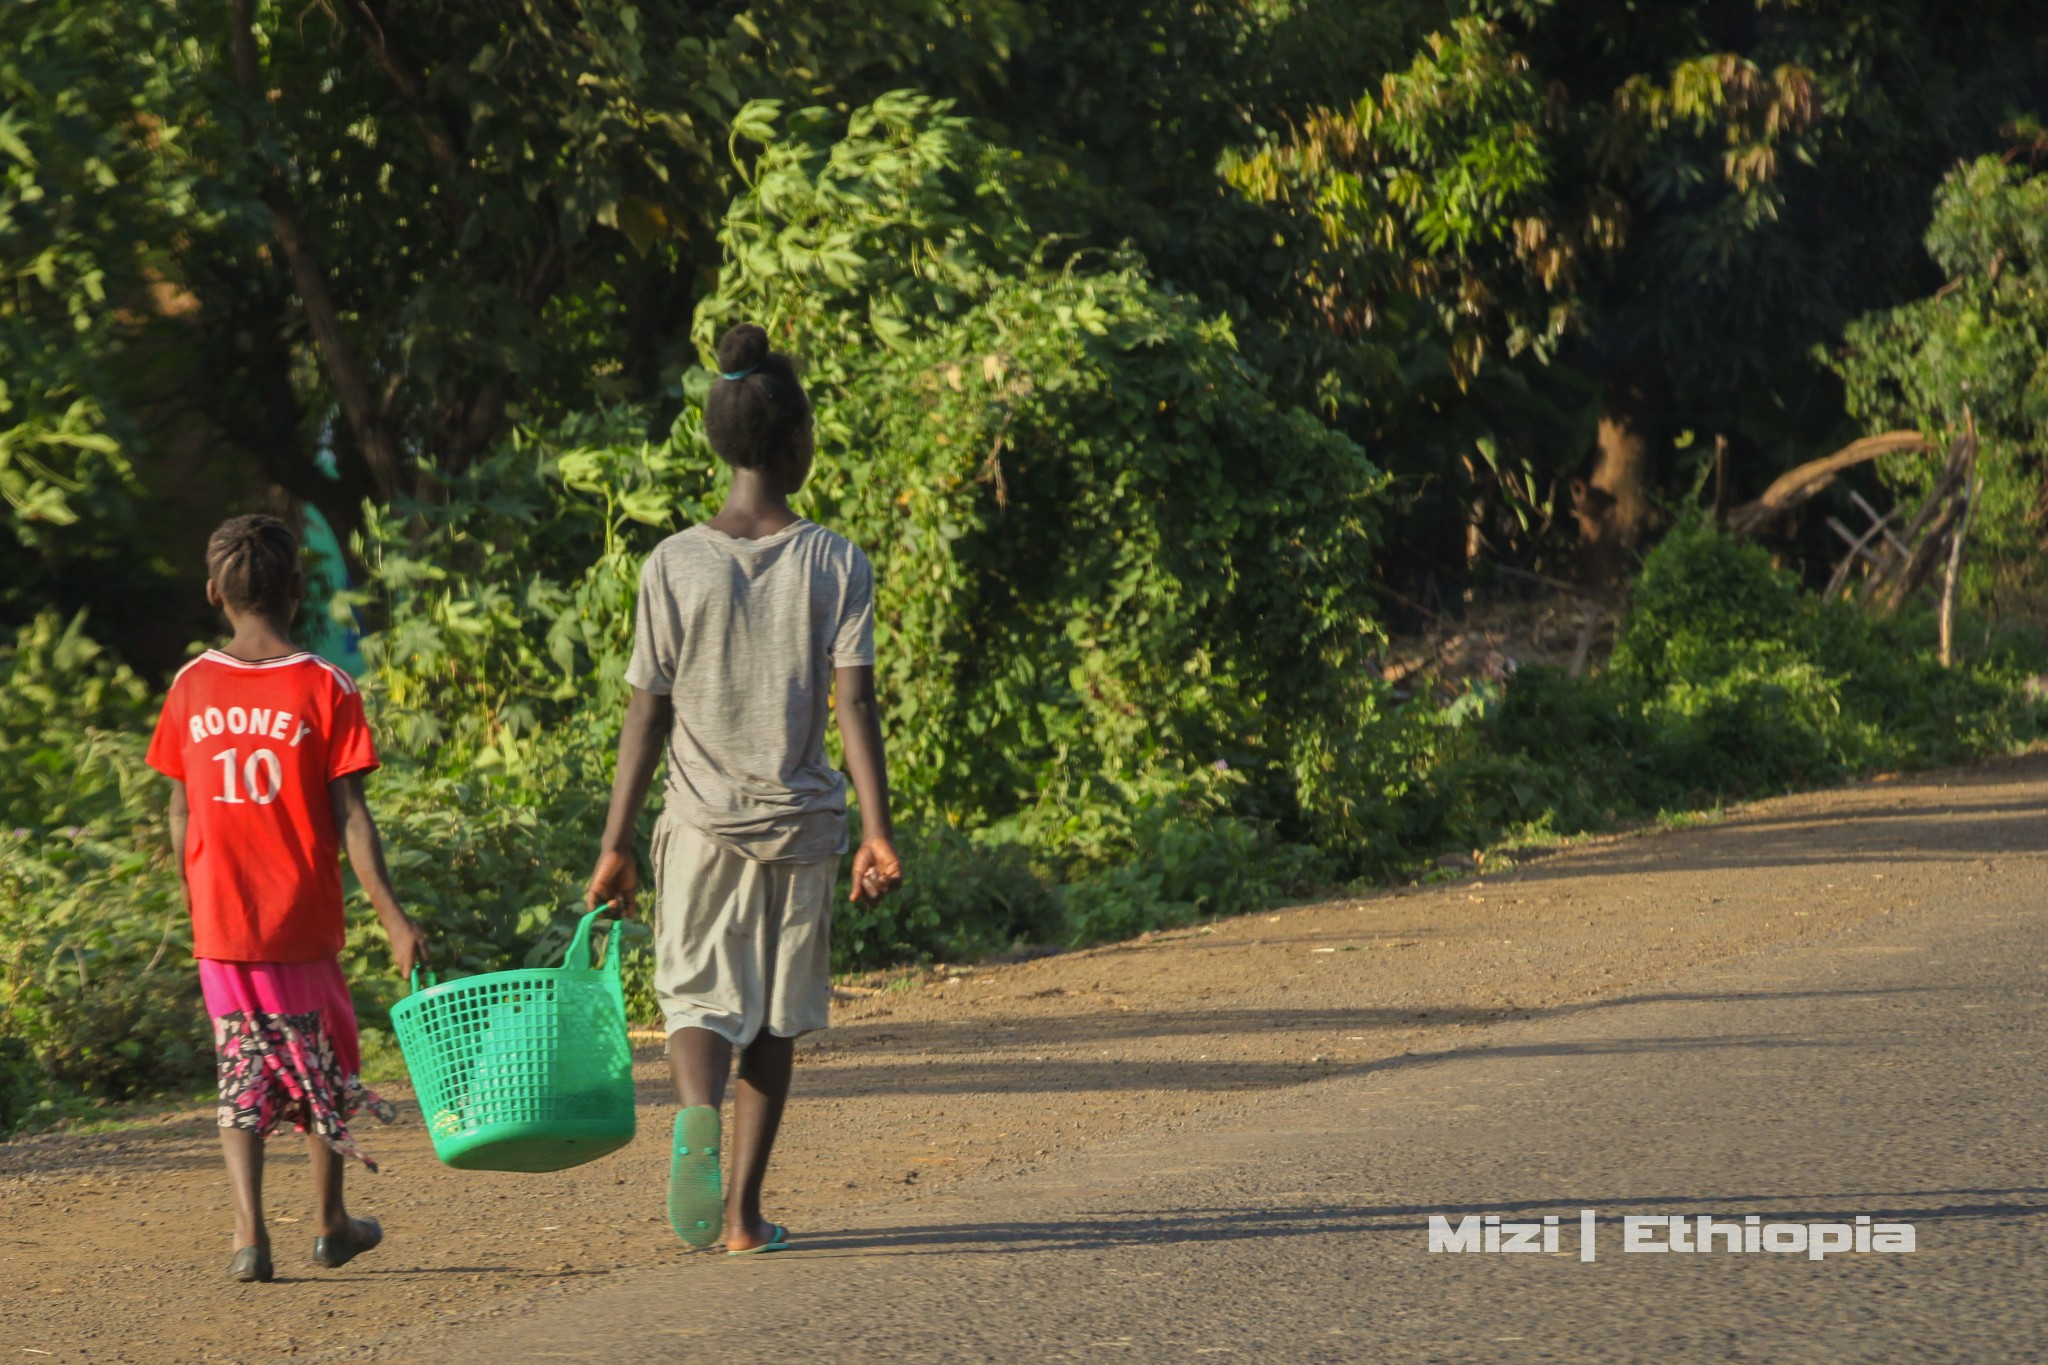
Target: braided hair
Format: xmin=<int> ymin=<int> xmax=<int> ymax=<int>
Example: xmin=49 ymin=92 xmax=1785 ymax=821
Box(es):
xmin=205 ymin=514 xmax=301 ymax=619
xmin=702 ymin=323 xmax=812 ymax=470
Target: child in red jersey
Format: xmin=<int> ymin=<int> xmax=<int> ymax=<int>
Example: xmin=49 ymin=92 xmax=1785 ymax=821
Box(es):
xmin=145 ymin=514 xmax=427 ymax=1284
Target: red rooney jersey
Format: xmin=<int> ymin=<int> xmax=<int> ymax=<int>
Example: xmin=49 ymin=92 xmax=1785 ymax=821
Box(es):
xmin=145 ymin=650 xmax=380 ymax=962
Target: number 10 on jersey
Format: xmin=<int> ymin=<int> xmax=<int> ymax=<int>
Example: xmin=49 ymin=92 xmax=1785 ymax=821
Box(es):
xmin=213 ymin=747 xmax=285 ymax=805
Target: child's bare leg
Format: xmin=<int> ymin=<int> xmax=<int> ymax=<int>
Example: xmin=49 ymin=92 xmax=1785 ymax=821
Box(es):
xmin=724 ymin=1032 xmax=794 ymax=1249
xmin=307 ymin=1131 xmax=382 ymax=1267
xmin=308 ymin=1130 xmax=348 ymax=1237
xmin=667 ymin=1026 xmax=733 ymax=1108
xmin=221 ymin=1127 xmax=268 ymax=1249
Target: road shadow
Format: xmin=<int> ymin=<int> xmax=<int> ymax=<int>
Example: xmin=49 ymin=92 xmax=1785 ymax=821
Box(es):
xmin=787 ymin=1186 xmax=2048 ymax=1258
xmin=614 ymin=981 xmax=1934 ymax=1107
xmin=804 ymin=986 xmax=1949 ymax=1057
xmin=8 ymin=984 xmax=1937 ymax=1170
xmin=767 ymin=1032 xmax=1858 ymax=1101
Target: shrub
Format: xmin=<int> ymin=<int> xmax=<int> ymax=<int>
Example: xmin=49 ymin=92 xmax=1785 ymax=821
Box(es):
xmin=1460 ymin=522 xmax=2040 ymax=841
xmin=0 ymin=613 xmax=210 ymax=1100
xmin=834 ymin=823 xmax=1059 ymax=970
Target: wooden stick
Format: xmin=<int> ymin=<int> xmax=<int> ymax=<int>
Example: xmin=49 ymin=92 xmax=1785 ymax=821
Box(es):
xmin=1876 ymin=431 xmax=1975 ymax=614
xmin=1826 ymin=516 xmax=1883 ymax=559
xmin=1846 ymin=490 xmax=1912 ymax=557
xmin=1567 ymin=602 xmax=1601 ymax=679
xmin=1938 ymin=442 xmax=1981 ymax=667
xmin=1824 ymin=504 xmax=1902 ymax=599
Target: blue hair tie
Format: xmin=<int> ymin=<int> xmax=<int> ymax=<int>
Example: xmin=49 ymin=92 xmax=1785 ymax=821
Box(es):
xmin=720 ymin=366 xmax=757 ymax=382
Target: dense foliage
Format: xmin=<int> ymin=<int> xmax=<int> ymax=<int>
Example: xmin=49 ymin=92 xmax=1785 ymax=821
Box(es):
xmin=0 ymin=614 xmax=206 ymax=1105
xmin=1470 ymin=525 xmax=2037 ymax=833
xmin=1830 ymin=153 xmax=2048 ymax=613
xmin=6 ymin=4 xmax=2048 ymax=1126
xmin=10 ymin=2 xmax=2047 ymax=651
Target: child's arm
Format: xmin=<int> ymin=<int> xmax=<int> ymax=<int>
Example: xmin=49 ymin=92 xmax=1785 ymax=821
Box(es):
xmin=834 ymin=664 xmax=902 ymax=905
xmin=167 ymin=780 xmax=190 ymax=906
xmin=584 ymin=686 xmax=673 ymax=918
xmin=329 ymin=774 xmax=428 ymax=977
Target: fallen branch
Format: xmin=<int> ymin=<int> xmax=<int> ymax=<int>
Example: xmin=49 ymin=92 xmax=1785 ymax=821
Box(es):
xmin=1723 ymin=431 xmax=1928 ymax=537
xmin=1938 ymin=474 xmax=1980 ymax=665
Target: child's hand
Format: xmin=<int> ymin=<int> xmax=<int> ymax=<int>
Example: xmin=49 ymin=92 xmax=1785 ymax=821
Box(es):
xmin=850 ymin=836 xmax=903 ymax=906
xmin=380 ymin=911 xmax=429 ymax=979
xmin=586 ymin=849 xmax=640 ymax=919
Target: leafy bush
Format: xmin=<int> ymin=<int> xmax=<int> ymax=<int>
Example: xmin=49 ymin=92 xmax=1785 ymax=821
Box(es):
xmin=0 ymin=1032 xmax=38 ymax=1136
xmin=1060 ymin=806 xmax=1318 ymax=946
xmin=834 ymin=823 xmax=1058 ymax=968
xmin=1453 ymin=523 xmax=2039 ymax=841
xmin=0 ymin=613 xmax=209 ymax=1101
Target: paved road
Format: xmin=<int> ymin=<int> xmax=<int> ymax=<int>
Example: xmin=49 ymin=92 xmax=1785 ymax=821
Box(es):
xmin=362 ymin=830 xmax=2048 ymax=1363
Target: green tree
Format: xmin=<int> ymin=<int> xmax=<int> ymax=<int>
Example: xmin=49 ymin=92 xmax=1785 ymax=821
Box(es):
xmin=1830 ymin=152 xmax=2048 ymax=613
xmin=1232 ymin=2 xmax=2047 ymax=583
xmin=1 ymin=0 xmax=1036 ymax=666
xmin=0 ymin=0 xmax=241 ymax=656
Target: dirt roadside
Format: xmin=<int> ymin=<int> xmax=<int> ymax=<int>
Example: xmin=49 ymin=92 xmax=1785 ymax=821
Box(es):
xmin=4 ymin=754 xmax=2038 ymax=1363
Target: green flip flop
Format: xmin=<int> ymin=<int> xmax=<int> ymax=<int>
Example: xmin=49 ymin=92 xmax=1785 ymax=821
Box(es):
xmin=727 ymin=1223 xmax=791 ymax=1256
xmin=668 ymin=1106 xmax=723 ymax=1250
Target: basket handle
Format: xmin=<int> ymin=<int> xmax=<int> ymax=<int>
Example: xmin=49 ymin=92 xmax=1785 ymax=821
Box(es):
xmin=408 ymin=966 xmax=439 ymax=993
xmin=564 ymin=904 xmax=621 ymax=972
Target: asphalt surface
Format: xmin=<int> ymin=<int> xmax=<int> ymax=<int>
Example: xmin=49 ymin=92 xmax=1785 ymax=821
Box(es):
xmin=348 ymin=815 xmax=2048 ymax=1364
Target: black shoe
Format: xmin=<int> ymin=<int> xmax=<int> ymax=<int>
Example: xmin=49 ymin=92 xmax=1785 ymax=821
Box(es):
xmin=227 ymin=1246 xmax=274 ymax=1283
xmin=312 ymin=1215 xmax=383 ymax=1269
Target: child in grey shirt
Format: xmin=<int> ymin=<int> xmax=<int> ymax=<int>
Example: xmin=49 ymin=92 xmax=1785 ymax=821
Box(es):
xmin=586 ymin=322 xmax=902 ymax=1254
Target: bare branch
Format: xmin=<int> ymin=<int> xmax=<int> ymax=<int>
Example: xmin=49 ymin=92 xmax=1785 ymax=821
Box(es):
xmin=1846 ymin=490 xmax=1911 ymax=558
xmin=338 ymin=0 xmax=464 ymax=174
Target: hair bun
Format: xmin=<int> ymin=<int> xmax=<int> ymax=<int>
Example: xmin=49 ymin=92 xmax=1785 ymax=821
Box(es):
xmin=716 ymin=322 xmax=770 ymax=375
xmin=702 ymin=322 xmax=811 ymax=470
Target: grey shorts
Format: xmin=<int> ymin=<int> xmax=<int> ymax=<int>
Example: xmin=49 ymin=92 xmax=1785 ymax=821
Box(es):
xmin=650 ymin=812 xmax=836 ymax=1046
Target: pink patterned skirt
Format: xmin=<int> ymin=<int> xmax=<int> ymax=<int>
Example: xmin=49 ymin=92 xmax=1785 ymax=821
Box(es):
xmin=200 ymin=957 xmax=395 ymax=1171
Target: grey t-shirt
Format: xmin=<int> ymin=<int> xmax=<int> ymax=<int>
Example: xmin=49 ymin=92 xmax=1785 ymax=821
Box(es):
xmin=625 ymin=519 xmax=875 ymax=863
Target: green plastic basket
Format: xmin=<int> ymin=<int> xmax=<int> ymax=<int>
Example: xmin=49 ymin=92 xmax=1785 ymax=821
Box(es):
xmin=391 ymin=907 xmax=636 ymax=1172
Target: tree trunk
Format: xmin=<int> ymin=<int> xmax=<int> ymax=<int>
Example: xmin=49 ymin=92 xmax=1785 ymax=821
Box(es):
xmin=229 ymin=0 xmax=405 ymax=502
xmin=1570 ymin=379 xmax=1659 ymax=586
